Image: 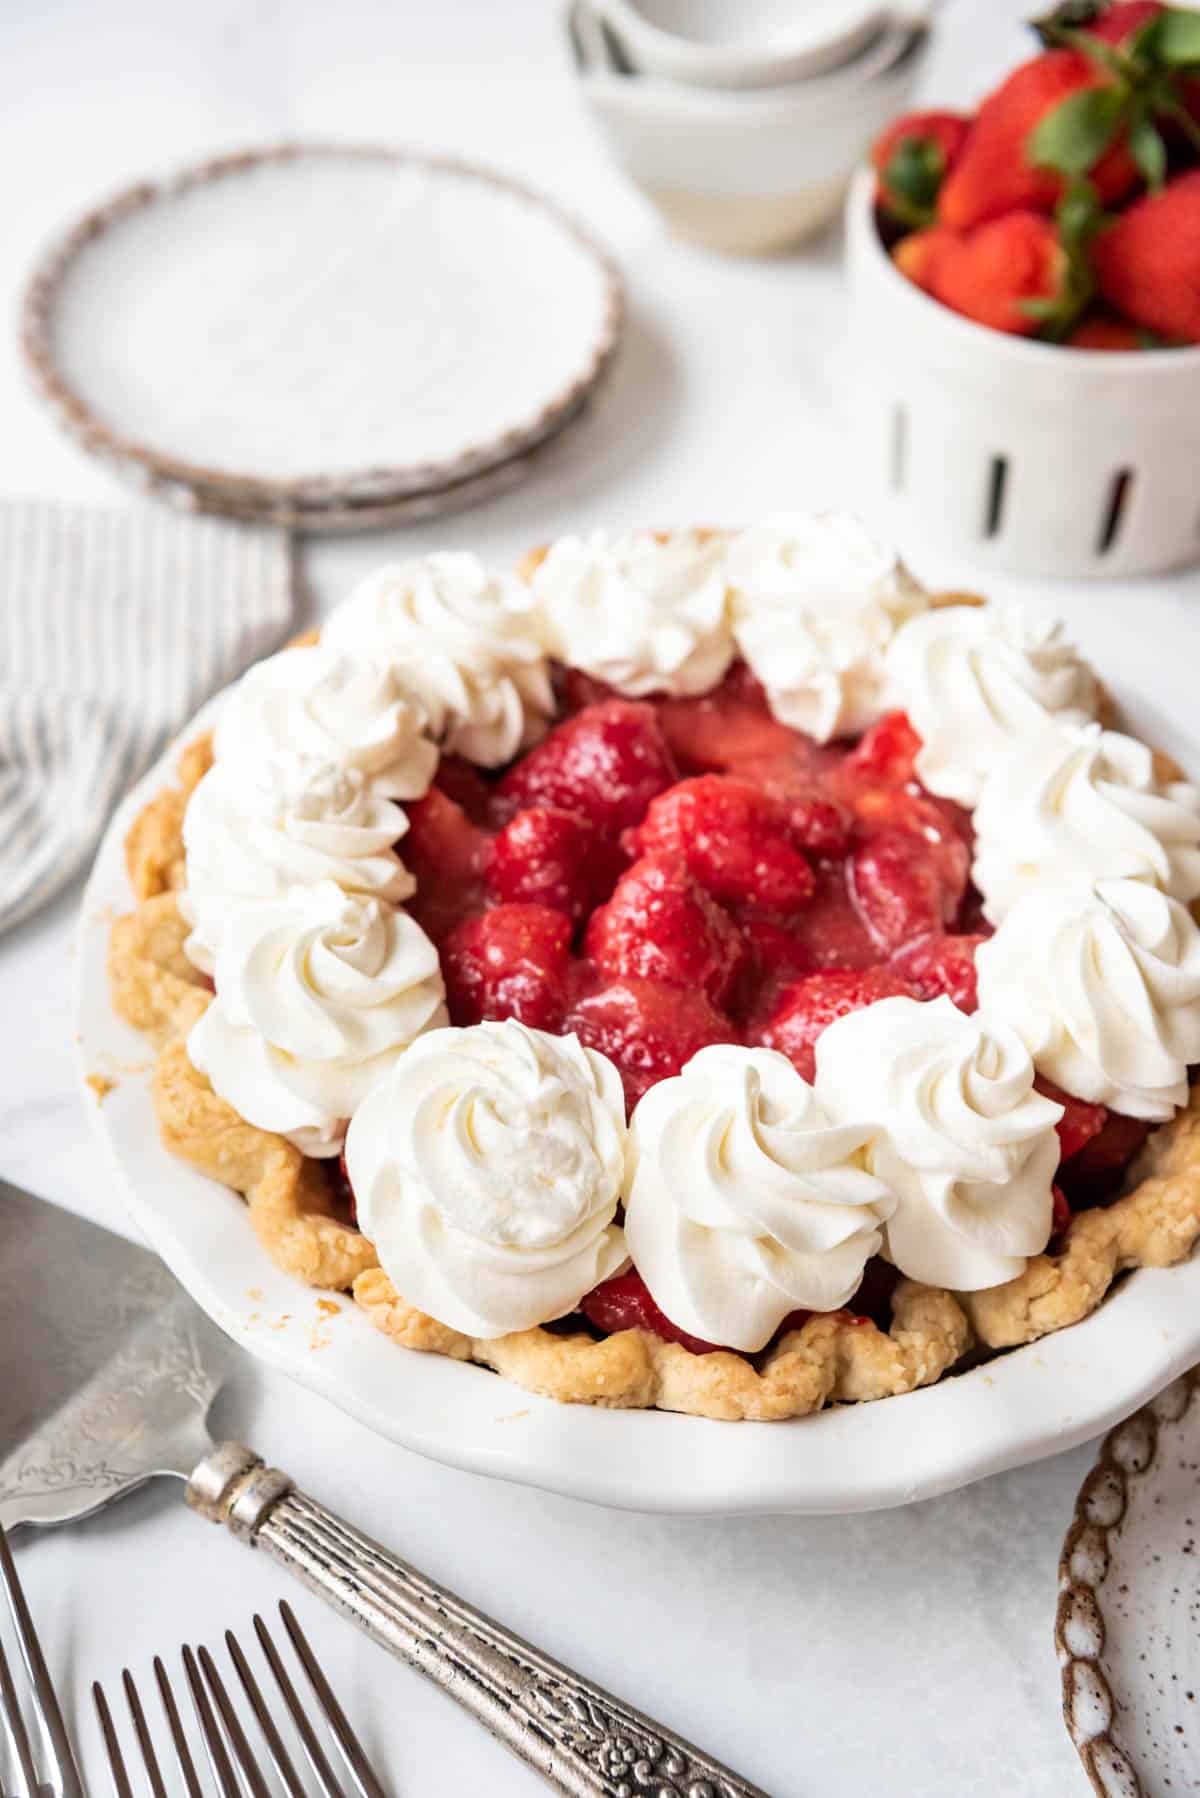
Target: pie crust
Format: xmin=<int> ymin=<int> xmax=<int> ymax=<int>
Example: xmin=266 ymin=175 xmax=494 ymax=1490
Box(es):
xmin=108 ymin=653 xmax=1200 ymax=1422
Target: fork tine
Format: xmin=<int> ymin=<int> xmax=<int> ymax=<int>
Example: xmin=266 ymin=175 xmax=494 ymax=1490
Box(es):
xmin=93 ymin=1681 xmax=134 ymax=1798
xmin=224 ymin=1630 xmax=308 ymax=1798
xmin=198 ymin=1646 xmax=274 ymax=1798
xmin=123 ymin=1668 xmax=169 ymax=1798
xmin=182 ymin=1645 xmax=243 ymax=1798
xmin=0 ymin=1526 xmax=84 ymax=1798
xmin=0 ymin=1632 xmax=41 ymax=1798
xmin=154 ymin=1657 xmax=205 ymax=1798
xmin=252 ymin=1615 xmax=348 ymax=1798
xmin=278 ymin=1602 xmax=389 ymax=1798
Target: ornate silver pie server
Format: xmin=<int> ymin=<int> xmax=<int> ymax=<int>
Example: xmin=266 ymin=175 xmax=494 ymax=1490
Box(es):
xmin=0 ymin=1181 xmax=767 ymax=1798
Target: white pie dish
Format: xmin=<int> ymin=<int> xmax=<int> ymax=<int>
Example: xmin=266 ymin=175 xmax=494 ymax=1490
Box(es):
xmin=76 ymin=688 xmax=1200 ymax=1516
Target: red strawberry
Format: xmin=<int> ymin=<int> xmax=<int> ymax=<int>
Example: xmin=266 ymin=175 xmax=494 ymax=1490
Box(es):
xmin=1066 ymin=311 xmax=1153 ymax=347
xmin=328 ymin=1151 xmax=358 ymax=1227
xmin=561 ymin=667 xmax=619 ymax=713
xmin=753 ymin=966 xmax=912 ymax=1082
xmin=1035 ymin=1077 xmax=1108 ymax=1160
xmin=581 ymin=1270 xmax=722 ymax=1355
xmin=442 ymin=904 xmax=571 ymax=1032
xmin=433 ymin=754 xmax=493 ymax=824
xmin=1079 ymin=1 xmax=1163 ymax=46
xmin=841 ymin=784 xmax=972 ymax=901
xmin=928 ymin=212 xmax=1071 ymax=336
xmin=730 ymin=758 xmax=852 ymax=858
xmin=848 ymin=826 xmax=959 ymax=951
xmin=890 ymin=931 xmax=987 ymax=1011
xmin=487 ymin=806 xmax=619 ymax=921
xmin=402 ymin=787 xmax=492 ymax=944
xmin=630 ymin=775 xmax=815 ymax=912
xmin=656 ymin=663 xmax=797 ymax=772
xmin=872 ymin=110 xmax=972 ymax=226
xmin=1093 ymin=171 xmax=1200 ymax=343
xmin=893 ymin=226 xmax=959 ymax=296
xmin=784 ymin=866 xmax=881 ymax=971
xmin=1061 ymin=1108 xmax=1151 ymax=1194
xmin=1067 ymin=4 xmax=1200 ymax=142
xmin=498 ymin=700 xmax=677 ymax=837
xmin=584 ymin=854 xmax=746 ymax=1008
xmin=1051 ymin=1182 xmax=1072 ymax=1237
xmin=843 ymin=711 xmax=923 ymax=784
xmin=729 ymin=915 xmax=819 ymax=1029
xmin=565 ymin=976 xmax=733 ymax=1111
xmin=937 ymin=51 xmax=1141 ymax=231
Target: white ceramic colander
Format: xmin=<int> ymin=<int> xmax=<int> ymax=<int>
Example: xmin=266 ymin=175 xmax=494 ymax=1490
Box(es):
xmin=845 ymin=168 xmax=1200 ymax=579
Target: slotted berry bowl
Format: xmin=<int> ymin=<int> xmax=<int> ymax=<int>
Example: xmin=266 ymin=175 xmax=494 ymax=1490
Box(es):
xmin=844 ymin=167 xmax=1200 ymax=580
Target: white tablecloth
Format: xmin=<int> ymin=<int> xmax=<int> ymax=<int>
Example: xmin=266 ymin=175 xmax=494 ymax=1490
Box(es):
xmin=2 ymin=2 xmax=1197 ymax=1791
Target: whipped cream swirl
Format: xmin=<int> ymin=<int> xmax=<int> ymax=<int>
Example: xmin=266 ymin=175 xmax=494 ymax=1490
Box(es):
xmin=180 ymin=755 xmax=415 ymax=975
xmin=531 ymin=529 xmax=735 ymax=698
xmin=727 ymin=512 xmax=929 ymax=742
xmin=188 ymin=881 xmax=447 ymax=1157
xmin=347 ymin=1019 xmax=628 ymax=1338
xmin=214 ymin=645 xmax=440 ymax=799
xmin=816 ymin=995 xmax=1062 ymax=1290
xmin=973 ymin=723 xmax=1200 ymax=923
xmin=323 ymin=553 xmax=554 ymax=766
xmin=623 ymin=1045 xmax=894 ymax=1351
xmin=975 ymin=876 xmax=1200 ymax=1120
xmin=886 ymin=602 xmax=1099 ymax=807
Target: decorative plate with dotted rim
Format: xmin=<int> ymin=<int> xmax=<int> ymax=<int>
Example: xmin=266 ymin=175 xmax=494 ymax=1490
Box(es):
xmin=1058 ymin=1369 xmax=1200 ymax=1796
xmin=22 ymin=144 xmax=623 ymax=528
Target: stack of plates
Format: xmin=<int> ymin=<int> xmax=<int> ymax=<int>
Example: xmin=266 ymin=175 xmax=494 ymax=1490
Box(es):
xmin=22 ymin=145 xmax=624 ymax=530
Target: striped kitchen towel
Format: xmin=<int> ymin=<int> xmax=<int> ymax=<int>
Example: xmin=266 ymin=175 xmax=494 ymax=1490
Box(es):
xmin=0 ymin=498 xmax=292 ymax=933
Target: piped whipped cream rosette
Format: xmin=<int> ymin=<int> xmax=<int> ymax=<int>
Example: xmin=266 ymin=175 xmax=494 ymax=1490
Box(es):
xmin=816 ymin=995 xmax=1064 ymax=1290
xmin=975 ymin=876 xmax=1200 ymax=1121
xmin=727 ymin=511 xmax=929 ymax=743
xmin=530 ymin=528 xmax=735 ymax=699
xmin=885 ymin=600 xmax=1099 ymax=808
xmin=214 ymin=644 xmax=441 ymax=799
xmin=180 ymin=754 xmax=415 ymax=976
xmin=322 ymin=552 xmax=554 ymax=767
xmin=623 ymin=1045 xmax=895 ymax=1352
xmin=345 ymin=1019 xmax=629 ymax=1338
xmin=187 ymin=880 xmax=447 ymax=1158
xmin=972 ymin=723 xmax=1200 ymax=924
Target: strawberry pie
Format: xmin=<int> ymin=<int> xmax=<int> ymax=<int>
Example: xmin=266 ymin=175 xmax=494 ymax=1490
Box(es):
xmin=109 ymin=517 xmax=1200 ymax=1421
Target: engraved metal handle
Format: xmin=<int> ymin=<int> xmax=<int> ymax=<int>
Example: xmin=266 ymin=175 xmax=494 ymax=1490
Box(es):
xmin=186 ymin=1443 xmax=768 ymax=1798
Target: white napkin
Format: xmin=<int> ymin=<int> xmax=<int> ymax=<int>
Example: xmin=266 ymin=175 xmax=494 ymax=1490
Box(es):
xmin=0 ymin=498 xmax=292 ymax=933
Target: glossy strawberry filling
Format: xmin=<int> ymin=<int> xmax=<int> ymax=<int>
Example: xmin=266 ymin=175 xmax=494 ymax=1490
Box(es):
xmin=334 ymin=664 xmax=1157 ymax=1358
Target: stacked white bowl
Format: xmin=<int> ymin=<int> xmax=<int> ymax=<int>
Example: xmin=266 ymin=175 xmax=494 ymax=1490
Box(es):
xmin=568 ymin=0 xmax=933 ymax=254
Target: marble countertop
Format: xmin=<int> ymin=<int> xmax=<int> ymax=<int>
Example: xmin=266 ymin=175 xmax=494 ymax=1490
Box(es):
xmin=2 ymin=0 xmax=1198 ymax=1791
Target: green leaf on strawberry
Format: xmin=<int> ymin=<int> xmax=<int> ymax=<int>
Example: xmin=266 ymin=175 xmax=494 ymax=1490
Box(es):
xmin=882 ymin=137 xmax=945 ymax=227
xmin=1060 ymin=173 xmax=1103 ymax=241
xmin=1145 ymin=6 xmax=1200 ymax=66
xmin=1032 ymin=83 xmax=1129 ymax=173
xmin=1128 ymin=109 xmax=1168 ymax=184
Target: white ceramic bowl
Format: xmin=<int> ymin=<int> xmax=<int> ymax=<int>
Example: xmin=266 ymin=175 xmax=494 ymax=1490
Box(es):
xmin=592 ymin=0 xmax=891 ymax=90
xmin=76 ymin=688 xmax=1200 ymax=1516
xmin=845 ymin=167 xmax=1200 ymax=579
xmin=574 ymin=20 xmax=928 ymax=253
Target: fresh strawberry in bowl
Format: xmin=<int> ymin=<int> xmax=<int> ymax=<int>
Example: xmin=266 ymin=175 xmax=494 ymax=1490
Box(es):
xmin=847 ymin=1 xmax=1200 ymax=579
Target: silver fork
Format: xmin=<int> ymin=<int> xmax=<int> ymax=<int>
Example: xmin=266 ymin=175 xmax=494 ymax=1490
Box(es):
xmin=93 ymin=1602 xmax=388 ymax=1798
xmin=0 ymin=1525 xmax=84 ymax=1798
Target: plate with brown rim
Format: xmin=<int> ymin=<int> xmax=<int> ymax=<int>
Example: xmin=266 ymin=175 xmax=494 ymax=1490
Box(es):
xmin=1058 ymin=1369 xmax=1200 ymax=1796
xmin=23 ymin=144 xmax=623 ymax=528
